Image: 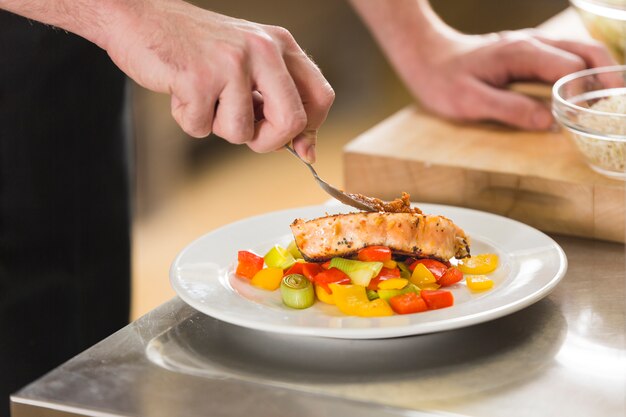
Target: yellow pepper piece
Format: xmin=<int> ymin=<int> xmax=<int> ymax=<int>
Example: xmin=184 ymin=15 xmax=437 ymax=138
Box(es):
xmin=329 ymin=284 xmax=368 ymax=310
xmin=378 ymin=278 xmax=409 ymax=290
xmin=251 ymin=267 xmax=284 ymax=291
xmin=315 ymin=284 xmax=335 ymax=305
xmin=466 ymin=275 xmax=494 ymax=291
xmin=458 ymin=254 xmax=498 ymax=275
xmin=329 ymin=284 xmax=393 ymax=317
xmin=355 ymin=298 xmax=393 ymax=317
xmin=410 ymin=263 xmax=436 ymax=287
xmin=383 ymin=259 xmax=397 ymax=269
xmin=419 ymin=283 xmax=441 ymax=290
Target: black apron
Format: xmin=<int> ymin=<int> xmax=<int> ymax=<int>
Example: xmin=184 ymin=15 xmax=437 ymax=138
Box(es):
xmin=0 ymin=11 xmax=131 ymax=415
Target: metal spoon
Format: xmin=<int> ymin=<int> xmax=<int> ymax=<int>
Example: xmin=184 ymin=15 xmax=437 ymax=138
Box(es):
xmin=284 ymin=145 xmax=377 ymax=212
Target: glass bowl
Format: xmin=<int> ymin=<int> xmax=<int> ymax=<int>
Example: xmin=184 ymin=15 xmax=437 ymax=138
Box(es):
xmin=571 ymin=0 xmax=626 ymax=64
xmin=552 ymin=65 xmax=626 ymax=179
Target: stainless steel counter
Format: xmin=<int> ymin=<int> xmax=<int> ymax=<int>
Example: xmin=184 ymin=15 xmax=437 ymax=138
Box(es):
xmin=11 ymin=235 xmax=625 ymax=417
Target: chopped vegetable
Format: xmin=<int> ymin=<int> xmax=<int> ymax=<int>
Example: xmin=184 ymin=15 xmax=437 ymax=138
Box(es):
xmin=356 ymin=299 xmax=394 ymax=317
xmin=410 ymin=263 xmax=437 ymax=287
xmin=418 ymin=283 xmax=441 ymax=290
xmin=315 ymin=284 xmax=335 ymax=304
xmin=377 ymin=288 xmax=401 ymax=301
xmin=421 ymin=290 xmax=454 ymax=310
xmin=329 ymin=284 xmax=393 ymax=317
xmin=383 ymin=259 xmax=397 ymax=269
xmin=457 ymin=254 xmax=498 ymax=275
xmin=357 ymin=246 xmax=392 ymax=262
xmin=377 ymin=278 xmax=409 ymax=290
xmin=286 ymin=240 xmax=303 ymax=259
xmin=466 ymin=275 xmax=494 ymax=291
xmin=314 ymin=267 xmax=351 ymax=294
xmin=397 ymin=261 xmax=412 ymax=279
xmin=438 ymin=266 xmax=464 ymax=287
xmin=251 ymin=267 xmax=284 ymax=290
xmin=302 ymin=262 xmax=323 ymax=282
xmin=366 ymin=289 xmax=380 ymax=300
xmin=236 ymin=250 xmax=265 ymax=279
xmin=264 ymin=245 xmax=296 ymax=270
xmin=378 ymin=283 xmax=419 ymax=301
xmin=283 ymin=261 xmax=305 ymax=276
xmin=281 ymin=274 xmax=315 ymax=309
xmin=329 ymin=257 xmax=383 ymax=287
xmin=329 ymin=283 xmax=367 ymax=313
xmin=389 ymin=293 xmax=428 ymax=314
xmin=367 ymin=267 xmax=401 ymax=290
xmin=237 ymin=239 xmax=500 ymax=317
xmin=409 ymin=259 xmax=448 ymax=280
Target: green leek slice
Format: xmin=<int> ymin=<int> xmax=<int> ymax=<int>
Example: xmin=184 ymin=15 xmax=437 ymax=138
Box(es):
xmin=377 ymin=288 xmax=402 ymax=301
xmin=378 ymin=283 xmax=419 ymax=301
xmin=366 ymin=289 xmax=380 ymax=301
xmin=329 ymin=258 xmax=383 ymax=287
xmin=264 ymin=244 xmax=296 ymax=270
xmin=397 ymin=262 xmax=412 ymax=279
xmin=286 ymin=240 xmax=303 ymax=260
xmin=281 ymin=274 xmax=314 ymax=309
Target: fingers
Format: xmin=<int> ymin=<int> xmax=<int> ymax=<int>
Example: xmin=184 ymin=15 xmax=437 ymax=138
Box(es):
xmin=464 ymin=78 xmax=553 ymax=130
xmin=169 ymin=23 xmax=333 ymax=157
xmin=247 ymin=27 xmax=334 ymax=162
xmin=530 ymin=33 xmax=618 ymax=68
xmin=283 ymin=55 xmax=335 ymax=163
xmin=211 ymin=70 xmax=255 ymax=144
xmin=280 ymin=32 xmax=335 ymax=163
xmin=170 ymin=85 xmax=217 ymax=138
xmin=532 ymin=35 xmax=624 ymax=88
xmin=244 ymin=33 xmax=308 ymax=155
xmin=495 ymin=35 xmax=587 ymax=83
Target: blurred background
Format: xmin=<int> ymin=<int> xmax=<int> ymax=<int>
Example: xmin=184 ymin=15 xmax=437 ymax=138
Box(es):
xmin=131 ymin=0 xmax=571 ymax=319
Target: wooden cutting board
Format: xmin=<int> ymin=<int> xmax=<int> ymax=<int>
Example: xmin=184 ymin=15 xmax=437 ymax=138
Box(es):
xmin=343 ymin=106 xmax=625 ymax=243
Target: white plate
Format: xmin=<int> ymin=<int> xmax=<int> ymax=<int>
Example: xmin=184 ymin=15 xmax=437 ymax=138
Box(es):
xmin=170 ymin=203 xmax=567 ymax=339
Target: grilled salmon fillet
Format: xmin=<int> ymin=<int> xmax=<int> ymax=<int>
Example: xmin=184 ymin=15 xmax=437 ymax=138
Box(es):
xmin=290 ymin=212 xmax=470 ymax=262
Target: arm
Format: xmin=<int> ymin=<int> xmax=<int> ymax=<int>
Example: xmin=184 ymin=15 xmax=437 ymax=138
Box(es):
xmin=0 ymin=0 xmax=335 ymax=162
xmin=349 ymin=0 xmax=615 ymax=130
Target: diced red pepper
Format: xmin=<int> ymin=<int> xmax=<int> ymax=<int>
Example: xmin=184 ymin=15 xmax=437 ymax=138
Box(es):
xmin=421 ymin=289 xmax=454 ymax=310
xmin=438 ymin=266 xmax=463 ymax=287
xmin=283 ymin=262 xmax=304 ymax=276
xmin=408 ymin=259 xmax=448 ymax=280
xmin=302 ymin=263 xmax=323 ymax=282
xmin=314 ymin=267 xmax=351 ymax=294
xmin=236 ymin=250 xmax=264 ymax=279
xmin=367 ymin=267 xmax=401 ymax=290
xmin=389 ymin=292 xmax=428 ymax=314
xmin=357 ymin=246 xmax=392 ymax=262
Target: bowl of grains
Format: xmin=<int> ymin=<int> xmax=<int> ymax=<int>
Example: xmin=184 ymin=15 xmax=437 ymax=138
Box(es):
xmin=552 ymin=65 xmax=626 ymax=179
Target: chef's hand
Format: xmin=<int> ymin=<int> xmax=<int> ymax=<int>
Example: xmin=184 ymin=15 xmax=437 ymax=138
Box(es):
xmin=406 ymin=30 xmax=616 ymax=130
xmin=0 ymin=0 xmax=334 ymax=163
xmin=107 ymin=0 xmax=334 ymax=162
xmin=350 ymin=0 xmax=616 ymax=130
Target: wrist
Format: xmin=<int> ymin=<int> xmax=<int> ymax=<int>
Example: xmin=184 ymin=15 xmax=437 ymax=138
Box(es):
xmin=86 ymin=0 xmax=151 ymax=50
xmin=349 ymin=0 xmax=461 ymax=85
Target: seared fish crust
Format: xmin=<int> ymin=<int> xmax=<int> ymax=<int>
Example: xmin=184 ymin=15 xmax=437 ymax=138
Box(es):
xmin=290 ymin=212 xmax=470 ymax=262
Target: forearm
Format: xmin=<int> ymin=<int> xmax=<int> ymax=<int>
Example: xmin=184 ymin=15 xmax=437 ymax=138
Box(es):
xmin=0 ymin=0 xmax=149 ymax=49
